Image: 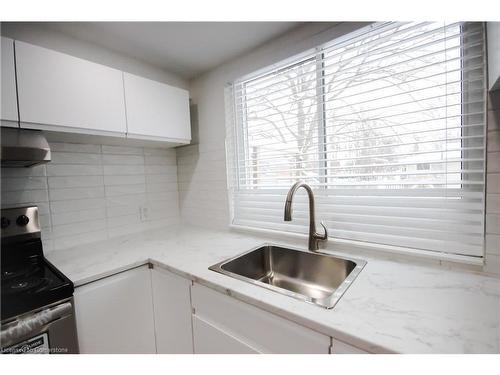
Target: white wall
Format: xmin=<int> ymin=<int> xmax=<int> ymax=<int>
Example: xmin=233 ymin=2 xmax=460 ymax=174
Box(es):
xmin=1 ymin=142 xmax=180 ymax=252
xmin=486 ymin=91 xmax=500 ymax=275
xmin=178 ymin=22 xmax=369 ymax=229
xmin=487 ymin=22 xmax=500 ymax=91
xmin=0 ymin=22 xmax=188 ymax=89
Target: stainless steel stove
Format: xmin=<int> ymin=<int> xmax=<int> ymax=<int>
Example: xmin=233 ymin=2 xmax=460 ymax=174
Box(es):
xmin=1 ymin=206 xmax=79 ymax=354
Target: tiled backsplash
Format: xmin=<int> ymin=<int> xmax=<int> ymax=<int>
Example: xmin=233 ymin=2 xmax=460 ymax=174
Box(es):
xmin=177 ymin=144 xmax=229 ymax=230
xmin=486 ymin=91 xmax=500 ymax=275
xmin=1 ymin=141 xmax=180 ymax=252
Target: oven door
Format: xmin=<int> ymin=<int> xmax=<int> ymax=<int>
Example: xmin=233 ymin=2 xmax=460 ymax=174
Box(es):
xmin=1 ymin=299 xmax=79 ymax=354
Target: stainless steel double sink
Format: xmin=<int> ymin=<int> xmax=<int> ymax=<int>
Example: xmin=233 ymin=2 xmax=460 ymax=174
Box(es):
xmin=209 ymin=245 xmax=366 ymax=309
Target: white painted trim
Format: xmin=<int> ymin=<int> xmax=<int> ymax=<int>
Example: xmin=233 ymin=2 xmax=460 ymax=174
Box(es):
xmin=20 ymin=121 xmax=126 ymax=138
xmin=229 ymin=224 xmax=484 ymax=266
xmin=126 ymin=132 xmax=190 ymax=144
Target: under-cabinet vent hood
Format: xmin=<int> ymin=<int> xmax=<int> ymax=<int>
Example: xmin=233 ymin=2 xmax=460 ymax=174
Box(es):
xmin=1 ymin=128 xmax=51 ymax=167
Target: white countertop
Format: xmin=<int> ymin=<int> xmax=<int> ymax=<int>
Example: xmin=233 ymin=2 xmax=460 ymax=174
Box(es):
xmin=46 ymin=225 xmax=500 ymax=354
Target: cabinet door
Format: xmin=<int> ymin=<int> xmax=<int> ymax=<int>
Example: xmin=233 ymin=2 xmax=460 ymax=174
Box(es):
xmin=123 ymin=72 xmax=191 ymax=142
xmin=192 ymin=315 xmax=259 ymax=354
xmin=151 ymin=267 xmax=193 ymax=353
xmin=1 ymin=37 xmax=18 ymax=125
xmin=74 ymin=266 xmax=156 ymax=354
xmin=331 ymin=339 xmax=370 ymax=354
xmin=191 ymin=284 xmax=330 ymax=354
xmin=15 ymin=41 xmax=127 ymax=134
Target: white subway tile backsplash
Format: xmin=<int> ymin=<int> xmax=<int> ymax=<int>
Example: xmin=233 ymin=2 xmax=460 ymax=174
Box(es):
xmin=144 ymin=148 xmax=176 ymax=157
xmin=103 ymin=164 xmax=145 ymax=175
xmin=51 ymin=152 xmax=102 ymax=165
xmin=46 ymin=164 xmax=103 ymax=176
xmin=49 ymin=198 xmax=106 ymax=213
xmin=486 ymin=214 xmax=500 ymax=235
xmin=2 ymin=177 xmax=48 ymax=191
xmin=51 ymin=218 xmax=107 ymax=238
xmin=49 ymin=142 xmax=101 ymax=154
xmin=106 ymin=204 xmax=142 ymax=217
xmin=484 ymin=253 xmax=500 ymax=274
xmin=105 ymin=184 xmax=147 ymax=197
xmin=49 ymin=186 xmax=105 ymax=201
xmin=1 ymin=165 xmax=46 ymax=177
xmin=486 ymin=234 xmax=500 ymax=256
xmin=144 ymin=165 xmax=177 ymax=175
xmin=51 ymin=207 xmax=106 ymax=226
xmin=487 ymin=131 xmax=500 ymax=152
xmin=102 ymin=154 xmax=144 ymax=165
xmin=146 ymin=182 xmax=178 ymax=193
xmin=145 ymin=155 xmax=176 ymax=165
xmin=48 ymin=175 xmax=104 ymax=189
xmin=487 ymin=194 xmax=500 ymax=214
xmin=2 ymin=141 xmax=180 ymax=252
xmin=487 ymin=152 xmax=500 ymax=173
xmin=102 ymin=145 xmax=143 ymax=155
xmin=104 ymin=175 xmax=146 ymax=186
xmin=487 ymin=174 xmax=500 ymax=194
xmin=146 ymin=174 xmax=177 ymax=184
xmin=106 ymin=193 xmax=147 ymax=207
xmin=1 ymin=189 xmax=49 ymax=205
xmin=53 ymin=230 xmax=108 ymax=251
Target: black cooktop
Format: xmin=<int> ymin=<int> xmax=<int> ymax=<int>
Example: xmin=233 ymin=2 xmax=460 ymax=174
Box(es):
xmin=1 ymin=238 xmax=74 ymax=321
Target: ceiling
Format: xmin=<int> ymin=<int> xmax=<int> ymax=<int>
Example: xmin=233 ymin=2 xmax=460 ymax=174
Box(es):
xmin=41 ymin=22 xmax=302 ymax=79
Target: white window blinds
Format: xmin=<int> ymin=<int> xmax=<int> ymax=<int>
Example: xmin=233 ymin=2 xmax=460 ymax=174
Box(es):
xmin=225 ymin=22 xmax=487 ymax=257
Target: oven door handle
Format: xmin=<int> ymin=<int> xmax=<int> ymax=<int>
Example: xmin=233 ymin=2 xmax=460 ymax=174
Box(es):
xmin=1 ymin=302 xmax=73 ymax=344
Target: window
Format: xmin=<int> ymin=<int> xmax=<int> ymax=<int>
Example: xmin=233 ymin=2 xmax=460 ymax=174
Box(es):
xmin=226 ymin=22 xmax=486 ymax=258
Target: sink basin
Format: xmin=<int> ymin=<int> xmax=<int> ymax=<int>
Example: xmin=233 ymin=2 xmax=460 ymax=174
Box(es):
xmin=209 ymin=244 xmax=366 ymax=309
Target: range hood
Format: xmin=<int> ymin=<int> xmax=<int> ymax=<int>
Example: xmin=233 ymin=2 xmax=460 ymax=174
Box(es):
xmin=1 ymin=128 xmax=51 ymax=167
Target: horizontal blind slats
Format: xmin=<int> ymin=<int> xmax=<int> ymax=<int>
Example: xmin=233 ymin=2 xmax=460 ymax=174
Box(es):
xmin=227 ymin=21 xmax=486 ymax=257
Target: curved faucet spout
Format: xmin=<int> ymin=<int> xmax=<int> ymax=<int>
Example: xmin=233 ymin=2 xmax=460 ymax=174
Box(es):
xmin=283 ymin=181 xmax=328 ymax=251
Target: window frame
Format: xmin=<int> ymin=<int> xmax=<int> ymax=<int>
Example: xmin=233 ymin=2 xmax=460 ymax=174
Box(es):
xmin=227 ymin=22 xmax=486 ymax=262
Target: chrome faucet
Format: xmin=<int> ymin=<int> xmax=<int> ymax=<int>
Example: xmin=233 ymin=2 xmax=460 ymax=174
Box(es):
xmin=284 ymin=181 xmax=328 ymax=252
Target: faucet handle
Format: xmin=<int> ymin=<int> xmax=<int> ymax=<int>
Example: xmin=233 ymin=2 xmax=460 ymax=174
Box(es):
xmin=317 ymin=221 xmax=328 ymax=241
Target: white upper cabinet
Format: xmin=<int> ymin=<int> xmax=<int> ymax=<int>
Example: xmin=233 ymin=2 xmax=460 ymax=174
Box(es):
xmin=15 ymin=41 xmax=127 ymax=134
xmin=123 ymin=72 xmax=191 ymax=142
xmin=1 ymin=37 xmax=19 ymax=125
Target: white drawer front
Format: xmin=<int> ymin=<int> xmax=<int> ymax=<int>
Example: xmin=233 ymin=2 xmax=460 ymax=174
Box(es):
xmin=192 ymin=316 xmax=259 ymax=354
xmin=191 ymin=284 xmax=330 ymax=354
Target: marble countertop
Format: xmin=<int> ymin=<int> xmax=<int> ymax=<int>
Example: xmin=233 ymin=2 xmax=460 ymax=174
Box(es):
xmin=46 ymin=225 xmax=500 ymax=354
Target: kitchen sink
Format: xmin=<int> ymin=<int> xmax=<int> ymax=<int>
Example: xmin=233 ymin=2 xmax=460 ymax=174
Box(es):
xmin=209 ymin=244 xmax=366 ymax=309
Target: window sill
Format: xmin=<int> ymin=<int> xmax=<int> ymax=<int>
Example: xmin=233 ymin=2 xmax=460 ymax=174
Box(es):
xmin=228 ymin=224 xmax=484 ymax=268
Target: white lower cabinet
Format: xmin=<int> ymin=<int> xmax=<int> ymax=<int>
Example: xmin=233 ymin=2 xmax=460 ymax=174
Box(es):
xmin=150 ymin=267 xmax=194 ymax=353
xmin=74 ymin=265 xmax=366 ymax=354
xmin=191 ymin=283 xmax=331 ymax=354
xmin=74 ymin=265 xmax=157 ymax=354
xmin=192 ymin=315 xmax=259 ymax=354
xmin=331 ymin=338 xmax=370 ymax=354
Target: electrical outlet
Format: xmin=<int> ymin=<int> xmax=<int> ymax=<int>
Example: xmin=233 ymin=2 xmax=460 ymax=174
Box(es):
xmin=139 ymin=206 xmax=149 ymax=222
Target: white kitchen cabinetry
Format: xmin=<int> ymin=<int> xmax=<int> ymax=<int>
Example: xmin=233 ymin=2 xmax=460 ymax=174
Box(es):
xmin=123 ymin=72 xmax=191 ymax=143
xmin=192 ymin=315 xmax=259 ymax=354
xmin=151 ymin=267 xmax=193 ymax=353
xmin=15 ymin=41 xmax=127 ymax=135
xmin=331 ymin=338 xmax=370 ymax=354
xmin=1 ymin=37 xmax=19 ymax=126
xmin=74 ymin=266 xmax=156 ymax=354
xmin=191 ymin=283 xmax=331 ymax=354
xmin=488 ymin=22 xmax=500 ymax=91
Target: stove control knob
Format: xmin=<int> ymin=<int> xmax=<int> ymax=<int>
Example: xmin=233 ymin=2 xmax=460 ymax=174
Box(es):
xmin=16 ymin=215 xmax=30 ymax=227
xmin=1 ymin=217 xmax=10 ymax=229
